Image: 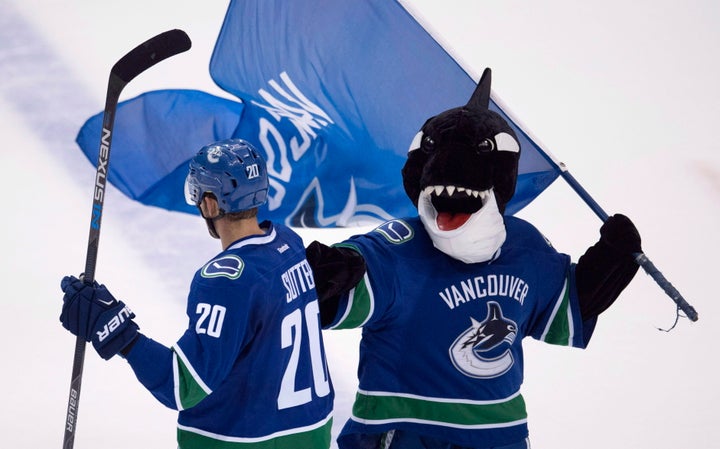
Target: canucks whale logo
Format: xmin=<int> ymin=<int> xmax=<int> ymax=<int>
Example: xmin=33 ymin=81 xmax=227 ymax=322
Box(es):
xmin=449 ymin=302 xmax=518 ymax=378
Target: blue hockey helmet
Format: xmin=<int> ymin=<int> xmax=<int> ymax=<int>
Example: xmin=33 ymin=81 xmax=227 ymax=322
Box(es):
xmin=184 ymin=139 xmax=269 ymax=214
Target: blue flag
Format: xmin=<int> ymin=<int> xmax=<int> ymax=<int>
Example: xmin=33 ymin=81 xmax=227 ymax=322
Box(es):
xmin=76 ymin=0 xmax=560 ymax=227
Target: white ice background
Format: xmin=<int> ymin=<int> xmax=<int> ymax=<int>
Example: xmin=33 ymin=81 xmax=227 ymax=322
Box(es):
xmin=1 ymin=1 xmax=718 ymax=448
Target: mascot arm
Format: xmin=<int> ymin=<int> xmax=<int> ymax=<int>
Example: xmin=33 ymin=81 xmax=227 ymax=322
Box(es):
xmin=306 ymin=240 xmax=367 ymax=326
xmin=575 ymin=214 xmax=642 ymax=320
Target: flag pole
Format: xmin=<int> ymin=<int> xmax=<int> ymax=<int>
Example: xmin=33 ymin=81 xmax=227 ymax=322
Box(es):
xmin=491 ymin=94 xmax=698 ymax=322
xmin=402 ymin=0 xmax=699 ymax=321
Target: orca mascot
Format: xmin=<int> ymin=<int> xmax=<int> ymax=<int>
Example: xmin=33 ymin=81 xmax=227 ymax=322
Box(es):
xmin=307 ymin=68 xmax=641 ymax=449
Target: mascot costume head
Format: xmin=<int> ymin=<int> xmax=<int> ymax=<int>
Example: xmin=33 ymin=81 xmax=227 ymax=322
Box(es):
xmin=401 ymin=68 xmax=521 ymax=263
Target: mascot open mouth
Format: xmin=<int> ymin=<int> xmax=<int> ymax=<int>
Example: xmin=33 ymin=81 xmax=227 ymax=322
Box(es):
xmin=418 ymin=184 xmax=506 ymax=263
xmin=402 ymin=68 xmax=520 ymax=239
xmin=422 ymin=185 xmax=491 ymax=231
xmin=401 ymin=68 xmax=517 ymax=263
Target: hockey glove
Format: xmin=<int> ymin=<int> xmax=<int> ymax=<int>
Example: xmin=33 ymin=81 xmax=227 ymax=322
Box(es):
xmin=576 ymin=214 xmax=641 ymax=320
xmin=60 ymin=275 xmax=139 ymax=360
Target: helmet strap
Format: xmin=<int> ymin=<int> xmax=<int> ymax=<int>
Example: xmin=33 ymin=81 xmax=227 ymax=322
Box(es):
xmin=205 ymin=217 xmax=221 ymax=239
xmin=197 ymin=204 xmax=224 ymax=240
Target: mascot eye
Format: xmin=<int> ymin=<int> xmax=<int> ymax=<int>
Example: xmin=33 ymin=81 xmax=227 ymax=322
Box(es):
xmin=476 ymin=138 xmax=495 ymax=154
xmin=421 ymin=136 xmax=435 ymax=153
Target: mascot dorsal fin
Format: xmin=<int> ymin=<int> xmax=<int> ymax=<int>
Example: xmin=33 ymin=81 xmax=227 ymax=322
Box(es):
xmin=466 ymin=68 xmax=492 ymax=110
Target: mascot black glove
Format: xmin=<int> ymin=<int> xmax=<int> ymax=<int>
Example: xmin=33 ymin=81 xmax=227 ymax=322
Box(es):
xmin=576 ymin=214 xmax=641 ymax=320
xmin=306 ymin=241 xmax=366 ymax=326
xmin=60 ymin=275 xmax=139 ymax=360
xmin=599 ymin=213 xmax=642 ymax=254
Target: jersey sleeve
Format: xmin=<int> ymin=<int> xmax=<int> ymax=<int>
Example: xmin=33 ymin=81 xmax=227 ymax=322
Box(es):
xmin=125 ymin=272 xmax=253 ymax=411
xmin=170 ymin=279 xmax=252 ymax=410
xmin=124 ymin=333 xmax=178 ymax=409
xmin=521 ymin=243 xmax=592 ymax=349
xmin=323 ymin=236 xmax=398 ymax=330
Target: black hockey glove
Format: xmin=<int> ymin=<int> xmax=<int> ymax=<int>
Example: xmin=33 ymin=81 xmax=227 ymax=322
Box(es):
xmin=306 ymin=241 xmax=366 ymax=326
xmin=575 ymin=214 xmax=641 ymax=320
xmin=60 ymin=275 xmax=139 ymax=360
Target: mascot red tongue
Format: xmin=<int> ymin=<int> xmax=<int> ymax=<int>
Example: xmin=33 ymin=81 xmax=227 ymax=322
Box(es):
xmin=436 ymin=212 xmax=471 ymax=230
xmin=401 ymin=68 xmax=521 ymax=235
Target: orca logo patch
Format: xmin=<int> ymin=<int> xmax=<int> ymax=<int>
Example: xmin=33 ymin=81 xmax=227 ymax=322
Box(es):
xmin=201 ymin=255 xmax=244 ymax=280
xmin=449 ymin=302 xmax=518 ymax=379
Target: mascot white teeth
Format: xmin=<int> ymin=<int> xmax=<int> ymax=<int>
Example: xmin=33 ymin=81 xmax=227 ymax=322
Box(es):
xmin=401 ymin=69 xmax=520 ymax=263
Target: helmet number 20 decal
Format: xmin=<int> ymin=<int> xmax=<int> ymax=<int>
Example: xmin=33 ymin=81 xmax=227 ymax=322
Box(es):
xmin=246 ymin=163 xmax=260 ymax=179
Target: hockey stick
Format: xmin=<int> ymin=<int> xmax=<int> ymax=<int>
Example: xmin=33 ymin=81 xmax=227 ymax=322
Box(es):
xmin=62 ymin=29 xmax=191 ymax=449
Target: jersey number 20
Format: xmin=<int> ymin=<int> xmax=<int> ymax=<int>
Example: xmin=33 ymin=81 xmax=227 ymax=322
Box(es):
xmin=278 ymin=300 xmax=331 ymax=409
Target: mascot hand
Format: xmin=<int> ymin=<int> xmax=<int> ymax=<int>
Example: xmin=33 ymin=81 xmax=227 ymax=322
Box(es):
xmin=576 ymin=214 xmax=641 ymax=320
xmin=599 ymin=214 xmax=642 ymax=255
xmin=306 ymin=241 xmax=367 ymax=326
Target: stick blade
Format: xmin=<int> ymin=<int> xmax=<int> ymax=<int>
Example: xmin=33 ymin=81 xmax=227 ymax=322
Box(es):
xmin=111 ymin=29 xmax=192 ymax=85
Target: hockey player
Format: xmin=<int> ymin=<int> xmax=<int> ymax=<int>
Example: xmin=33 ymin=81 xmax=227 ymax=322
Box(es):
xmin=306 ymin=68 xmax=642 ymax=449
xmin=59 ymin=139 xmax=334 ymax=449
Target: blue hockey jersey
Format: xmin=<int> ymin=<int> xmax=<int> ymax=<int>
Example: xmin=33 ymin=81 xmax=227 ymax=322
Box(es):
xmin=325 ymin=216 xmax=593 ymax=448
xmin=125 ymin=222 xmax=334 ymax=449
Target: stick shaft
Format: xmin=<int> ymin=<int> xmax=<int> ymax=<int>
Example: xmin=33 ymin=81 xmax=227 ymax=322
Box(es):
xmin=62 ymin=29 xmax=191 ymax=449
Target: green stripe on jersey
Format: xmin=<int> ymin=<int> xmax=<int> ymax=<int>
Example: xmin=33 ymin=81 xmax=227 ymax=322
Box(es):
xmin=542 ymin=279 xmax=573 ymax=346
xmin=177 ymin=417 xmax=333 ymax=449
xmin=329 ymin=243 xmax=374 ymax=330
xmin=174 ymin=350 xmax=210 ymax=410
xmin=332 ymin=275 xmax=373 ymax=329
xmin=352 ymin=391 xmax=527 ymax=428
